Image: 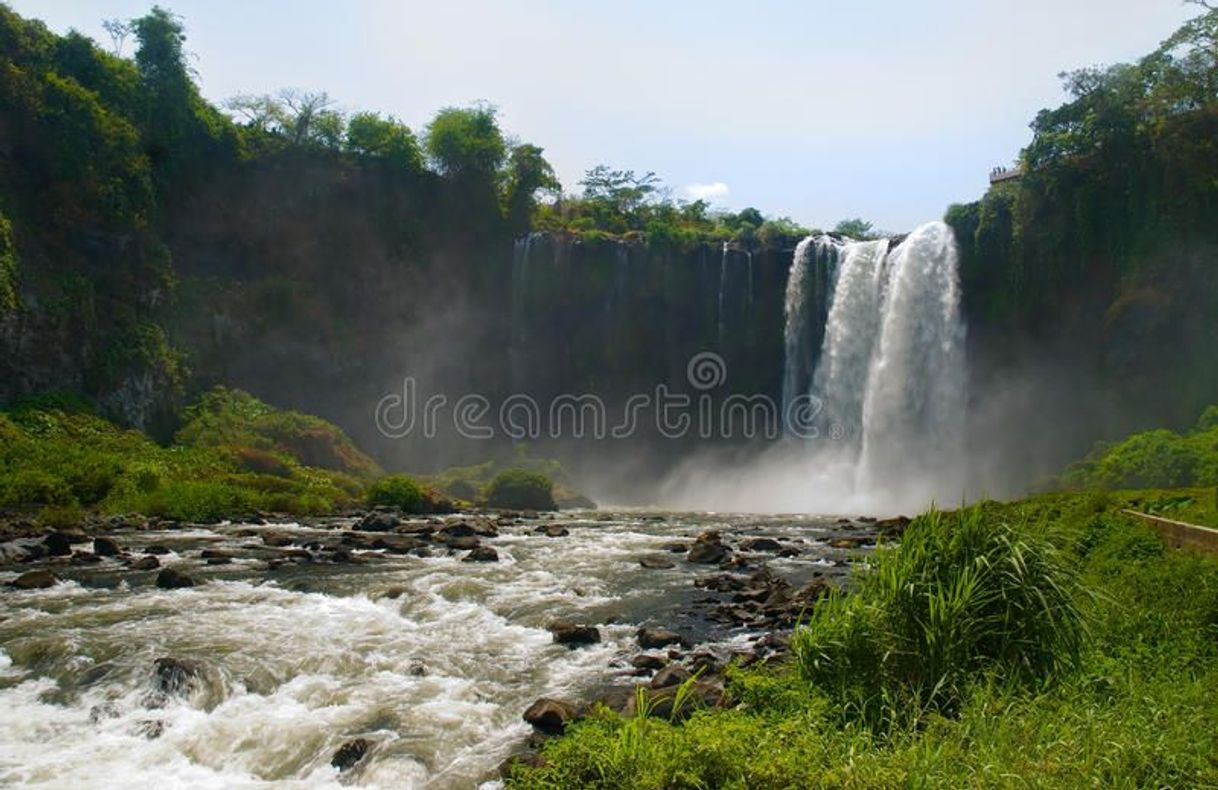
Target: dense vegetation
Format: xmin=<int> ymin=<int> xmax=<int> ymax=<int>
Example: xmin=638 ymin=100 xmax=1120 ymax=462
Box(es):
xmin=946 ymin=2 xmax=1218 ymax=429
xmin=483 ymin=468 xmax=557 ymax=511
xmin=1064 ymin=404 xmax=1218 ymax=490
xmin=508 ymin=493 xmax=1218 ymax=788
xmin=0 ymin=388 xmax=375 ymax=522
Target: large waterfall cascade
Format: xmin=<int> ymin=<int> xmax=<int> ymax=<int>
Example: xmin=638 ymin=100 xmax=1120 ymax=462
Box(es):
xmin=783 ymin=221 xmax=967 ymax=496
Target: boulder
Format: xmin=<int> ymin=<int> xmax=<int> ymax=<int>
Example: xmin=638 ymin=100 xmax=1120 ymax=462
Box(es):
xmin=650 ymin=664 xmax=692 ymax=689
xmin=660 ymin=542 xmax=689 ymax=553
xmin=357 ymin=512 xmax=399 ymax=532
xmin=547 ymin=621 xmax=601 ymax=646
xmin=144 ymin=544 xmax=172 ymax=555
xmin=638 ymin=555 xmax=675 ymax=570
xmin=44 ymin=532 xmax=74 ymax=557
xmin=741 ymin=537 xmax=782 ymax=552
xmin=445 ymin=536 xmax=482 ymax=551
xmin=8 ymin=569 xmax=59 ymax=590
xmin=93 ymin=537 xmax=121 ymax=557
xmin=637 ymin=627 xmax=683 ymax=649
xmin=261 ymin=532 xmax=295 ymax=547
xmin=534 ymin=524 xmax=570 ymax=538
xmin=437 ymin=523 xmax=477 ymax=540
xmin=687 ymin=531 xmax=730 ymax=564
xmin=155 ymin=568 xmax=196 ymax=590
xmin=630 ymin=654 xmax=667 ymax=671
xmin=463 ymin=546 xmax=499 ymax=563
xmin=523 ymin=698 xmax=577 ymax=734
xmin=828 ymin=537 xmax=867 ymax=550
xmin=331 ymin=737 xmax=371 ymax=772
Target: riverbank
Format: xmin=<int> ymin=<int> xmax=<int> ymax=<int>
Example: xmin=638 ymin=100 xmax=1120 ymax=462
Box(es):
xmin=504 ymin=490 xmax=1218 ymax=788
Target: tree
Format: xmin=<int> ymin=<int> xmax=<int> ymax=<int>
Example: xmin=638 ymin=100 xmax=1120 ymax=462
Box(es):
xmin=424 ymin=103 xmax=506 ymax=180
xmin=102 ymin=18 xmax=131 ymax=57
xmin=225 ymin=89 xmax=344 ymax=149
xmin=579 ymin=166 xmax=661 ymax=213
xmin=503 ymin=143 xmax=558 ymax=231
xmin=345 ymin=111 xmax=422 ymax=170
xmin=833 ymin=218 xmax=878 ymax=240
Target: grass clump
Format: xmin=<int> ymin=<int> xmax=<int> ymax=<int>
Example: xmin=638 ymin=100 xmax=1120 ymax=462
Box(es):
xmin=792 ymin=507 xmax=1085 ymax=727
xmin=484 ymin=467 xmax=556 ymax=511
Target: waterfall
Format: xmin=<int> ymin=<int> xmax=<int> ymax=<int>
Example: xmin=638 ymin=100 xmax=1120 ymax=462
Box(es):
xmin=857 ymin=222 xmax=966 ymax=492
xmin=786 ymin=221 xmax=966 ymax=499
xmin=812 ymin=237 xmax=890 ymax=447
xmin=717 ymin=242 xmax=729 ymax=347
xmin=510 ymin=233 xmax=539 ymax=393
xmin=782 ymin=235 xmax=839 ymax=420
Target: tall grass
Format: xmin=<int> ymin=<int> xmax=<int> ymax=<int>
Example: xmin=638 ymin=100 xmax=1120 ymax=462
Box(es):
xmin=792 ymin=507 xmax=1086 ymax=728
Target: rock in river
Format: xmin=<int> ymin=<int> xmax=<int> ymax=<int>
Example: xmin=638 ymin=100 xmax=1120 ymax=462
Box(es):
xmin=523 ymin=698 xmax=577 ymax=735
xmin=637 ymin=627 xmax=683 ymax=649
xmin=8 ymin=569 xmax=59 ymax=590
xmin=331 ymin=737 xmax=371 ymax=771
xmin=155 ymin=568 xmax=196 ymax=590
xmin=463 ymin=546 xmax=499 ymax=563
xmin=547 ymin=620 xmax=601 ymax=646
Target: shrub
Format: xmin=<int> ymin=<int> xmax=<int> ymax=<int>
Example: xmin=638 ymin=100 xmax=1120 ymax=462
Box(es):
xmin=792 ymin=507 xmax=1085 ymax=727
xmin=0 ymin=469 xmax=75 ymax=508
xmin=366 ymin=474 xmax=427 ymax=512
xmin=484 ymin=468 xmax=555 ymax=510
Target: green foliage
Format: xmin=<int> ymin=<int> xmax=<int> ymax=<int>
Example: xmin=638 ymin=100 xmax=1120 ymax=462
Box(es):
xmin=793 ymin=507 xmax=1084 ymax=727
xmin=424 ymin=103 xmax=506 ymax=179
xmin=535 ymin=166 xmax=809 ymax=248
xmin=345 ymin=111 xmax=422 ymax=170
xmin=511 ymin=493 xmax=1218 ymax=789
xmin=0 ymin=391 xmax=381 ymax=520
xmin=175 ymin=386 xmax=379 ymax=476
xmin=0 ymin=212 xmax=18 ymax=315
xmin=365 ymin=474 xmax=427 ymax=513
xmin=503 ymin=143 xmax=559 ymax=231
xmin=1064 ymin=405 xmax=1218 ymax=489
xmin=483 ymin=467 xmax=556 ymax=510
xmin=832 ymin=217 xmax=879 ymax=240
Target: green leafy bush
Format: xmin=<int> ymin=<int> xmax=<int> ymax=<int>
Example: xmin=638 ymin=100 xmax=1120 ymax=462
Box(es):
xmin=483 ymin=468 xmax=555 ymax=511
xmin=366 ymin=474 xmax=427 ymax=512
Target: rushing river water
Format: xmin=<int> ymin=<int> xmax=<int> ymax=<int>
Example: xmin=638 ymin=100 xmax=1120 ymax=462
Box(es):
xmin=0 ymin=511 xmax=873 ymax=788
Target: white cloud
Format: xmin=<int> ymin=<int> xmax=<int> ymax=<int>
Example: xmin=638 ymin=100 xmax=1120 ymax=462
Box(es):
xmin=682 ymin=182 xmax=731 ymax=203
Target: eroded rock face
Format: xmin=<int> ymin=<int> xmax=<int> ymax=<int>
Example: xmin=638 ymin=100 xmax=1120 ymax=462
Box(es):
xmin=547 ymin=621 xmax=600 ymax=646
xmin=523 ymin=698 xmax=577 ymax=735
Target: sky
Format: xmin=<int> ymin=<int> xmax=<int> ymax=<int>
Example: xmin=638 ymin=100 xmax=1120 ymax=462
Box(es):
xmin=10 ymin=0 xmax=1198 ymax=231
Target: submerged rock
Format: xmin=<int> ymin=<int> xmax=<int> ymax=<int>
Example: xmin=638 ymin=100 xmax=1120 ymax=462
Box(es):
xmin=128 ymin=555 xmax=160 ymax=571
xmin=548 ymin=621 xmax=601 ymax=646
xmin=8 ymin=569 xmax=59 ymax=590
xmin=152 ymin=657 xmax=206 ymax=697
xmin=331 ymin=737 xmax=371 ymax=771
xmin=741 ymin=537 xmax=782 ymax=552
xmin=638 ymin=555 xmax=675 ymax=570
xmin=535 ymin=524 xmax=570 ymax=538
xmin=523 ymin=698 xmax=577 ymax=734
